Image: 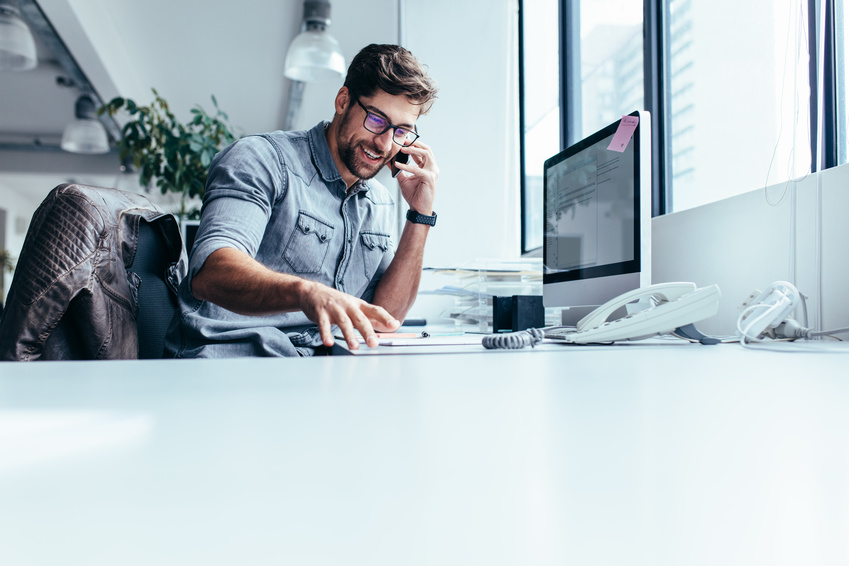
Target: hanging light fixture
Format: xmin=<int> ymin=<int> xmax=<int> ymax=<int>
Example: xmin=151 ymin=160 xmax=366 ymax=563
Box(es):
xmin=0 ymin=0 xmax=37 ymax=71
xmin=283 ymin=0 xmax=345 ymax=82
xmin=61 ymin=94 xmax=110 ymax=154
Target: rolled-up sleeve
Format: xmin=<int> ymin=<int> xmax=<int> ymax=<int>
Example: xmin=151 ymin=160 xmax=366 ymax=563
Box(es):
xmin=188 ymin=136 xmax=287 ymax=287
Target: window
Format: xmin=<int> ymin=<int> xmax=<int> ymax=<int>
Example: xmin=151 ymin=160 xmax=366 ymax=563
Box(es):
xmin=519 ymin=0 xmax=560 ymax=253
xmin=837 ymin=0 xmax=848 ymax=163
xmin=574 ymin=1 xmax=644 ymax=140
xmin=664 ymin=0 xmax=813 ymax=212
xmin=520 ymin=0 xmax=845 ymax=247
xmin=519 ymin=0 xmax=644 ymax=253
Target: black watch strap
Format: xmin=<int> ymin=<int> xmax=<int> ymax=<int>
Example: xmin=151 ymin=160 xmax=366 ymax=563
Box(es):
xmin=406 ymin=209 xmax=437 ymax=226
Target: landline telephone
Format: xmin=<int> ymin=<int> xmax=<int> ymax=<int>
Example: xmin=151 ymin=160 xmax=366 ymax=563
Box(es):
xmin=545 ymin=282 xmax=721 ymax=344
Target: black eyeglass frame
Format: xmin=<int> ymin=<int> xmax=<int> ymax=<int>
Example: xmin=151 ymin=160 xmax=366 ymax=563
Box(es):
xmin=354 ymin=98 xmax=420 ymax=147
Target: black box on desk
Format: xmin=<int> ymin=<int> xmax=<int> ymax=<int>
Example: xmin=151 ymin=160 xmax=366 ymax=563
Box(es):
xmin=512 ymin=295 xmax=544 ymax=331
xmin=492 ymin=295 xmax=545 ymax=332
xmin=492 ymin=296 xmax=513 ymax=332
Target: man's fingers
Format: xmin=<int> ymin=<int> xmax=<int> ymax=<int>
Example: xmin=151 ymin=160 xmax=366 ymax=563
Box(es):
xmin=316 ymin=311 xmax=336 ymax=348
xmin=334 ymin=314 xmax=362 ymax=350
xmin=348 ymin=308 xmax=379 ymax=348
xmin=302 ymin=281 xmax=401 ymax=349
xmin=363 ymin=304 xmax=400 ymax=332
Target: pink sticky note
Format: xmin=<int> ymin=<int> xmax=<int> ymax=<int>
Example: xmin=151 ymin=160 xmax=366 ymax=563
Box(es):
xmin=607 ymin=115 xmax=639 ymax=152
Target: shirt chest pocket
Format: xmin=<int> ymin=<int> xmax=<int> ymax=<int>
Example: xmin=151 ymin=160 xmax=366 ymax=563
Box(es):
xmin=359 ymin=232 xmax=391 ymax=279
xmin=283 ymin=211 xmax=335 ymax=274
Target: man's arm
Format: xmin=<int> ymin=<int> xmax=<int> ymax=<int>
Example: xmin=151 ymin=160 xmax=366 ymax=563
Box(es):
xmin=371 ymin=221 xmax=429 ymax=318
xmin=192 ymin=247 xmax=399 ymax=350
xmin=371 ymin=141 xmax=439 ymax=320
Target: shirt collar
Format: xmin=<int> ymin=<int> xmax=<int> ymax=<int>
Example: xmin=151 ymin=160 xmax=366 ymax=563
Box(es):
xmin=309 ymin=121 xmax=370 ymax=195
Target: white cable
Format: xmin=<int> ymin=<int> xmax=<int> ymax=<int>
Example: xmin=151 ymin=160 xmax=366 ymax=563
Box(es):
xmin=738 ymin=302 xmax=785 ymax=342
xmin=789 ymin=176 xmax=797 ymax=287
xmin=763 ymin=0 xmax=795 ymax=205
xmin=739 ymin=340 xmax=849 ymax=353
xmin=815 ymin=172 xmax=823 ymax=333
xmin=737 ymin=302 xmax=786 ymax=343
xmin=736 ymin=281 xmax=801 ymax=343
xmin=774 ymin=319 xmax=849 ymax=339
xmin=800 ymin=289 xmax=810 ymax=327
xmin=812 ymin=327 xmax=849 ymax=337
xmin=766 ymin=0 xmax=809 ymax=291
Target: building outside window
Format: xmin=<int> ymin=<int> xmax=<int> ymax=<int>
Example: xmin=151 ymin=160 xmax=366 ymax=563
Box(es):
xmin=664 ymin=0 xmax=812 ymax=212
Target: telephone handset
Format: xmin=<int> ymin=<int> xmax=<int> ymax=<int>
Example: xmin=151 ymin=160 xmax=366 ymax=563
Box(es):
xmin=577 ymin=282 xmax=698 ymax=331
xmin=390 ymin=151 xmax=409 ymax=178
xmin=548 ymin=282 xmax=721 ymax=344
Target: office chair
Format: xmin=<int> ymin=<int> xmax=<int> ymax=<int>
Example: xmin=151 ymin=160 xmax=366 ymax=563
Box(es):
xmin=0 ymin=183 xmax=187 ymax=361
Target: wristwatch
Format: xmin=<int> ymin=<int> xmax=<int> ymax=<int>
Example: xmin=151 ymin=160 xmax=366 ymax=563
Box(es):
xmin=406 ymin=209 xmax=437 ymax=226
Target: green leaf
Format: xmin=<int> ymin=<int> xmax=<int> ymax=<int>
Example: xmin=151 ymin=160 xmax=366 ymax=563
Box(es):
xmin=110 ymin=86 xmax=239 ymax=204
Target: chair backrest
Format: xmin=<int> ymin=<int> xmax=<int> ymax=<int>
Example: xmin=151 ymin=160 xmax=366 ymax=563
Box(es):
xmin=0 ymin=184 xmax=186 ymax=361
xmin=129 ymin=220 xmax=182 ymax=359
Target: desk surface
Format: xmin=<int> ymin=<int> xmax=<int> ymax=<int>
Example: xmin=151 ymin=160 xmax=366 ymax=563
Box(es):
xmin=2 ymin=344 xmax=848 ymax=565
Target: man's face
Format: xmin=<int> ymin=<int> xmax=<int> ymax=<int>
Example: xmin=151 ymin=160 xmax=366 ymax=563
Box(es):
xmin=334 ymin=89 xmax=420 ymax=182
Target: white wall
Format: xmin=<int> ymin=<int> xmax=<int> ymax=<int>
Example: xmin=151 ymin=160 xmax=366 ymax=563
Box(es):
xmin=0 ymin=176 xmax=46 ymax=301
xmin=404 ymin=0 xmax=521 ymax=267
xmin=652 ymin=164 xmax=849 ymax=336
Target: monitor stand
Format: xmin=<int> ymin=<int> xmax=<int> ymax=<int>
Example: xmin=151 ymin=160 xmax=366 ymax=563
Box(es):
xmin=560 ymin=306 xmax=598 ymax=327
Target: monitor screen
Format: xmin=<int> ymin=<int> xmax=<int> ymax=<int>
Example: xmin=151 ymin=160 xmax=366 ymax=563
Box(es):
xmin=182 ymin=219 xmax=200 ymax=256
xmin=543 ymin=111 xmax=651 ymax=317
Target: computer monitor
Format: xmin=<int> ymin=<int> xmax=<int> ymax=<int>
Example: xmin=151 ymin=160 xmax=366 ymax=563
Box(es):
xmin=542 ymin=111 xmax=651 ymax=322
xmin=181 ymin=219 xmax=200 ymax=255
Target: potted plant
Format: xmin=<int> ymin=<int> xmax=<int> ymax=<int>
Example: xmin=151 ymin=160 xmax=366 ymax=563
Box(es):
xmin=100 ymin=88 xmax=239 ymax=217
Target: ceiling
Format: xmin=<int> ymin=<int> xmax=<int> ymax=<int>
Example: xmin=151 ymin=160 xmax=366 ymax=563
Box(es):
xmin=0 ymin=0 xmax=399 ymax=173
xmin=0 ymin=29 xmax=82 ymax=146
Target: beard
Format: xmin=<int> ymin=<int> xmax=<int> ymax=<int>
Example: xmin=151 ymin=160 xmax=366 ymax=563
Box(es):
xmin=337 ymin=138 xmax=391 ymax=181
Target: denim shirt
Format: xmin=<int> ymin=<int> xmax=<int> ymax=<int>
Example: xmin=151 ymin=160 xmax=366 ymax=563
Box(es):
xmin=164 ymin=121 xmax=396 ymax=358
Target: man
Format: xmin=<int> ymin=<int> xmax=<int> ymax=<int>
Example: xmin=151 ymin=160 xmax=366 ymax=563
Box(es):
xmin=164 ymin=44 xmax=439 ymax=357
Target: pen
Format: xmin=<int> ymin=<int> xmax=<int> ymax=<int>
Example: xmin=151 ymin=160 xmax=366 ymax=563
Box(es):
xmin=421 ymin=331 xmax=465 ymax=337
xmin=375 ymin=333 xmax=419 ymax=338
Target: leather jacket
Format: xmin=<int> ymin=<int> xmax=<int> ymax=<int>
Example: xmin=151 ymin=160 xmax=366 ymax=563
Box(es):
xmin=0 ymin=184 xmax=186 ymax=361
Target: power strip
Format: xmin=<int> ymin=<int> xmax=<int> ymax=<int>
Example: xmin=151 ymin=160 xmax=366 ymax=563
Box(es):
xmin=737 ymin=281 xmax=801 ymax=341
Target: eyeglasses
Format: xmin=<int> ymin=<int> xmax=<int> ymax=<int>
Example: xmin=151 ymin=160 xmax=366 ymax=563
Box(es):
xmin=354 ymin=98 xmax=419 ymax=147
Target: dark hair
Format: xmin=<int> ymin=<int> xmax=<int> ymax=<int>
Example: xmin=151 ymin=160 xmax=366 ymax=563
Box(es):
xmin=344 ymin=44 xmax=438 ymax=115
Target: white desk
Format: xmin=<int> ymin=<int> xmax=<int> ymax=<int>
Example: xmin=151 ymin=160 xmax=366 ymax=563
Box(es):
xmin=1 ymin=344 xmax=848 ymax=565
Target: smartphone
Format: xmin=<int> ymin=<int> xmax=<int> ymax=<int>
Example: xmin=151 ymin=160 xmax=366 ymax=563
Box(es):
xmin=390 ymin=151 xmax=409 ymax=178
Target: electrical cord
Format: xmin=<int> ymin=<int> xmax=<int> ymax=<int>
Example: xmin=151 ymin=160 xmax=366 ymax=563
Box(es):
xmin=482 ymin=328 xmax=544 ymax=350
xmin=737 ymin=301 xmax=792 ymax=343
xmin=736 ymin=282 xmax=849 ymax=350
xmin=736 ymin=282 xmax=805 ymax=345
xmin=773 ymin=319 xmax=849 ymax=340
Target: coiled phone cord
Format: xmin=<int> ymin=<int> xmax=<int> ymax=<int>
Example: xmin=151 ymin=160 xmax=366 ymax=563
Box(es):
xmin=482 ymin=328 xmax=545 ymax=350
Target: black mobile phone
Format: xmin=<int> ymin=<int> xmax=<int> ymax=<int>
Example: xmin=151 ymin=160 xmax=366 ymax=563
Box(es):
xmin=390 ymin=151 xmax=409 ymax=178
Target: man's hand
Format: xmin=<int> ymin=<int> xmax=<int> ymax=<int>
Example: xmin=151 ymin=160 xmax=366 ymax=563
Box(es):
xmin=393 ymin=141 xmax=439 ymax=215
xmin=298 ymin=280 xmax=400 ymax=350
xmin=192 ymin=248 xmax=400 ymax=350
xmin=370 ymin=141 xmax=438 ymax=322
